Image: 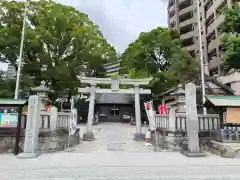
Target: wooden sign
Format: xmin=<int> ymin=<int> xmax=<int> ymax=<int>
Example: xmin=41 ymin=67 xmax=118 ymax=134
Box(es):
xmin=226 ymin=108 xmax=240 ymax=124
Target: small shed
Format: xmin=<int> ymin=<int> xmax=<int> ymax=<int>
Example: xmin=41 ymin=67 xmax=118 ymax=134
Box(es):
xmin=204 ymin=95 xmax=240 ymax=127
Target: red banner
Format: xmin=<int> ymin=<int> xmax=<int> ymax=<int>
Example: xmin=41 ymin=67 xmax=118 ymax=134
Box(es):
xmin=146 ymin=103 xmax=151 ymax=110
xmin=158 ymin=105 xmax=168 ymax=114
xmin=46 ymin=105 xmax=51 ymax=112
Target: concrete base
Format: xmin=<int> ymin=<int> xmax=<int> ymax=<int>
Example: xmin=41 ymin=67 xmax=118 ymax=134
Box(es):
xmin=133 ymin=133 xmax=145 ymax=141
xmin=180 ymin=150 xmax=206 ymax=158
xmin=153 ymin=147 xmax=162 ymax=152
xmin=17 ymin=151 xmax=41 ymax=159
xmin=83 ymin=131 xmax=95 ymax=141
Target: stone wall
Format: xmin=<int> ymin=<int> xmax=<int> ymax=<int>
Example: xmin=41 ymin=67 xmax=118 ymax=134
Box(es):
xmin=0 ymin=128 xmax=80 ymax=154
xmin=151 ymin=132 xmax=186 ymax=151
xmin=201 ymin=139 xmax=240 ymax=158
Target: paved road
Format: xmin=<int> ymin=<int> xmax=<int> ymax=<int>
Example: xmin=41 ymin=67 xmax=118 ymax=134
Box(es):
xmin=2 ymin=152 xmax=240 ymax=179
xmin=1 ymin=123 xmax=240 ymax=179
xmin=74 ymin=123 xmax=151 ymax=152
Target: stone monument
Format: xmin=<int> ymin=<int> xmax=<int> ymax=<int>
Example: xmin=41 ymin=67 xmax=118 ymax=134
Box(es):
xmin=31 ymin=81 xmax=51 ymax=111
xmin=18 ymin=95 xmax=41 ymax=158
xmin=181 ymin=83 xmax=206 ymax=157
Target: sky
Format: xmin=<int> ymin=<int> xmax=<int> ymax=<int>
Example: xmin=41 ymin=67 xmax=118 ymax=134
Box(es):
xmin=1 ymin=0 xmax=168 ymax=70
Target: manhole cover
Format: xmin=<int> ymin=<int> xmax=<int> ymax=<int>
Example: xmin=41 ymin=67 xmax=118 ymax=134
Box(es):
xmin=108 ymin=143 xmax=125 ymax=151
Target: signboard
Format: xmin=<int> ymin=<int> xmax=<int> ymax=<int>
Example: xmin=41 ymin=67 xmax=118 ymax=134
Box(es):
xmin=0 ymin=107 xmax=19 ymax=128
xmin=226 ymin=108 xmax=240 ymax=124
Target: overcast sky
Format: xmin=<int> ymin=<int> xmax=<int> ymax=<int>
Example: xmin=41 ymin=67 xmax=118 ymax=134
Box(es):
xmin=1 ymin=0 xmax=168 ymax=70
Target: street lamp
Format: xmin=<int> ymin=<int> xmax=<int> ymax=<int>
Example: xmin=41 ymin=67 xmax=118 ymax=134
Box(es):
xmin=14 ymin=0 xmax=29 ymax=99
xmin=196 ymin=0 xmax=207 ymax=114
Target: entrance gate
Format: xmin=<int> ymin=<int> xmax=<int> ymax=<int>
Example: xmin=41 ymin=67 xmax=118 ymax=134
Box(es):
xmin=78 ymin=76 xmax=152 ymax=141
xmin=109 ymin=107 xmax=120 ymax=122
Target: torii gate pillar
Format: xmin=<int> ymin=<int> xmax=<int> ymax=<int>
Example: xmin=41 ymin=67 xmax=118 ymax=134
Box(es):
xmin=133 ymin=85 xmax=144 ymax=141
xmin=83 ymin=84 xmax=96 ymax=141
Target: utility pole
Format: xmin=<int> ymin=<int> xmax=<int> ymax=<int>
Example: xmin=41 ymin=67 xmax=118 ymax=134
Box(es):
xmin=14 ymin=0 xmax=29 ymax=99
xmin=196 ymin=0 xmax=207 ymax=114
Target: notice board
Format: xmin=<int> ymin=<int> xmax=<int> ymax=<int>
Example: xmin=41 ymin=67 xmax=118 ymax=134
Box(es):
xmin=226 ymin=108 xmax=240 ymax=124
xmin=0 ymin=107 xmax=19 ymax=128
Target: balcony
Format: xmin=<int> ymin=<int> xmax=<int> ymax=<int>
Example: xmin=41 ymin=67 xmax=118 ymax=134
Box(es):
xmin=179 ymin=0 xmax=190 ymax=4
xmin=184 ymin=44 xmax=195 ymax=52
xmin=104 ymin=63 xmax=120 ymax=70
xmin=204 ymin=0 xmax=212 ymax=6
xmin=179 ymin=6 xmax=194 ymax=16
xmin=180 ymin=18 xmax=196 ymax=28
xmin=218 ymin=71 xmax=240 ymax=85
xmin=168 ymin=4 xmax=175 ymax=14
xmin=215 ymin=0 xmax=227 ymax=10
xmin=180 ymin=31 xmax=195 ymax=40
xmin=206 ymin=4 xmax=214 ymax=19
xmin=207 ymin=21 xmax=215 ymax=36
xmin=215 ymin=14 xmax=225 ymax=28
xmin=208 ymin=57 xmax=220 ymax=70
xmin=208 ymin=39 xmax=219 ymax=53
xmin=169 ymin=16 xmax=175 ymax=24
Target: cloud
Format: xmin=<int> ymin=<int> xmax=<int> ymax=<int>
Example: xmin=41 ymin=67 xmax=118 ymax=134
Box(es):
xmin=58 ymin=0 xmax=168 ymax=53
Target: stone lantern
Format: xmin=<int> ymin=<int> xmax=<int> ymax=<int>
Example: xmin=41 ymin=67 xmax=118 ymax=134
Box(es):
xmin=31 ymin=81 xmax=52 ymax=111
xmin=170 ymin=84 xmax=186 ymax=113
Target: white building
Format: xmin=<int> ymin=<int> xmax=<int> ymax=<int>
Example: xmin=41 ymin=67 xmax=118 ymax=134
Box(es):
xmin=104 ymin=60 xmax=120 ymax=76
xmin=6 ymin=64 xmax=16 ymax=79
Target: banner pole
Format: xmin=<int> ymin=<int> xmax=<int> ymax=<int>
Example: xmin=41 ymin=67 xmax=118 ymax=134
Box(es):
xmin=67 ymin=98 xmax=74 ymax=152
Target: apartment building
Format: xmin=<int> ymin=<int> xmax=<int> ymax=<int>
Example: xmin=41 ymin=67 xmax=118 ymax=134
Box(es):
xmin=6 ymin=64 xmax=16 ymax=79
xmin=168 ymin=0 xmax=235 ymax=76
xmin=104 ymin=60 xmax=120 ymax=77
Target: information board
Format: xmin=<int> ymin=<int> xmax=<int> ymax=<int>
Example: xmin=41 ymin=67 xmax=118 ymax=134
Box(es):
xmin=226 ymin=108 xmax=240 ymax=124
xmin=0 ymin=107 xmax=19 ymax=128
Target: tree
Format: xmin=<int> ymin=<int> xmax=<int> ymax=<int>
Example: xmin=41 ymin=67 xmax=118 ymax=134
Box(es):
xmin=220 ymin=3 xmax=240 ymax=71
xmin=120 ymin=27 xmax=199 ymax=95
xmin=0 ymin=71 xmax=16 ymax=98
xmin=0 ymin=0 xmax=116 ymax=100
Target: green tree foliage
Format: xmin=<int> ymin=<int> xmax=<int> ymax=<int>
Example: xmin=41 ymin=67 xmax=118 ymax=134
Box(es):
xmin=120 ymin=27 xmax=199 ymax=95
xmin=220 ymin=3 xmax=240 ymax=71
xmin=0 ymin=0 xmax=116 ymax=99
xmin=0 ymin=71 xmax=15 ymax=98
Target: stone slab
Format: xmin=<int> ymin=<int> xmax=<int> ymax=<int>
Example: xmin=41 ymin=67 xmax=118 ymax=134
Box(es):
xmin=83 ymin=132 xmax=95 ymax=141
xmin=133 ymin=133 xmax=145 ymax=141
xmin=180 ymin=150 xmax=206 ymax=158
xmin=17 ymin=151 xmax=41 ymax=159
xmin=108 ymin=143 xmax=124 ymax=151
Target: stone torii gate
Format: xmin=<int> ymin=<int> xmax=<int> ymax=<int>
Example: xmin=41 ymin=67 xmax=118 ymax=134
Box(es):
xmin=78 ymin=76 xmax=152 ymax=141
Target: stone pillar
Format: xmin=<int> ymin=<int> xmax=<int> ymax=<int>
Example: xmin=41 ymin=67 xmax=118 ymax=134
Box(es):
xmin=168 ymin=108 xmax=176 ymax=132
xmin=49 ymin=107 xmax=58 ymax=131
xmin=18 ymin=95 xmax=41 ymax=158
xmin=133 ymin=85 xmax=143 ymax=141
xmin=83 ymin=84 xmax=96 ymax=141
xmin=181 ymin=83 xmax=205 ymax=157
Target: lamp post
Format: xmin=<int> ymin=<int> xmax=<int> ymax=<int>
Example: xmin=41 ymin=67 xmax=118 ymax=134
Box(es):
xmin=14 ymin=0 xmax=29 ymax=99
xmin=196 ymin=0 xmax=207 ymax=114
